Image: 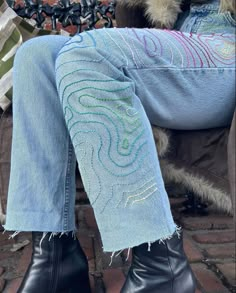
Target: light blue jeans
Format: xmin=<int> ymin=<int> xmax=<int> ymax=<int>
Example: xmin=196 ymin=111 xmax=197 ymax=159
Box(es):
xmin=4 ymin=0 xmax=235 ymax=251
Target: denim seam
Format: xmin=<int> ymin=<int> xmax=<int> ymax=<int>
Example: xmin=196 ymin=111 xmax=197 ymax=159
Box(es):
xmin=123 ymin=66 xmax=235 ymax=71
xmin=63 ymin=139 xmax=74 ymax=231
xmin=191 ymin=18 xmax=201 ymax=33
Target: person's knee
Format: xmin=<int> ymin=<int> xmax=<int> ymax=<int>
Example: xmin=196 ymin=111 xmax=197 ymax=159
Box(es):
xmin=12 ymin=36 xmax=69 ymax=108
xmin=14 ymin=35 xmax=69 ymax=69
xmin=14 ymin=36 xmax=49 ymax=67
xmin=55 ymin=30 xmax=108 ymax=70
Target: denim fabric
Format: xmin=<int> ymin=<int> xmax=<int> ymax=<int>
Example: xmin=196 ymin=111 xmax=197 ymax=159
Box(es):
xmin=181 ymin=0 xmax=235 ymax=34
xmin=4 ymin=1 xmax=235 ymax=251
xmin=5 ymin=36 xmax=75 ymax=232
xmin=175 ymin=0 xmax=236 ymax=33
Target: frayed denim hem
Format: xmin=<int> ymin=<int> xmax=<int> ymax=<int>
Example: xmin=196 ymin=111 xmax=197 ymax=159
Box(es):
xmin=3 ymin=229 xmax=78 ymax=254
xmin=108 ymin=224 xmax=182 ymax=266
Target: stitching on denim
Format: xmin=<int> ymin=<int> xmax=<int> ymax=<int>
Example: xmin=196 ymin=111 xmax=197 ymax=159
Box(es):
xmin=63 ymin=140 xmax=74 ymax=231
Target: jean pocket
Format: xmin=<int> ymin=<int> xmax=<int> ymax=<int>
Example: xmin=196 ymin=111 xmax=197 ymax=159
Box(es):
xmin=195 ymin=11 xmax=236 ymax=34
xmin=223 ymin=11 xmax=236 ymax=27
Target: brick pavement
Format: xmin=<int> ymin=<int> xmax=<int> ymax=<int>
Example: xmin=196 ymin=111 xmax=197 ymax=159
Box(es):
xmin=0 ymin=196 xmax=235 ymax=293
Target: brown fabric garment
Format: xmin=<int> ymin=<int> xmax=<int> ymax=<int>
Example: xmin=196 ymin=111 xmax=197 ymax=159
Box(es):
xmin=115 ymin=3 xmax=151 ymax=28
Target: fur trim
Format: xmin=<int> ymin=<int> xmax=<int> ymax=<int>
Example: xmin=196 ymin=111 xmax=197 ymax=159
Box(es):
xmin=152 ymin=126 xmax=170 ymax=157
xmin=219 ymin=0 xmax=236 ymax=14
xmin=0 ymin=200 xmax=6 ymax=225
xmin=0 ymin=213 xmax=6 ymax=225
xmin=145 ymin=0 xmax=182 ymax=28
xmin=152 ymin=128 xmax=232 ymax=214
xmin=160 ymin=159 xmax=233 ymax=215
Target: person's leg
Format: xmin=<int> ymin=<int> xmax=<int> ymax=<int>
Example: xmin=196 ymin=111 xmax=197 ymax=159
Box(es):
xmin=4 ymin=36 xmax=77 ymax=232
xmin=55 ymin=27 xmax=235 ymax=292
xmin=4 ymin=27 xmax=234 ymax=293
xmin=5 ymin=36 xmax=75 ymax=232
xmin=4 ymin=35 xmax=91 ymax=293
xmin=56 ymin=28 xmax=235 ymax=251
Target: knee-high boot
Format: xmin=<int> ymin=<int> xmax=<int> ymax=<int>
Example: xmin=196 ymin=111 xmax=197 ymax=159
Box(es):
xmin=121 ymin=231 xmax=196 ymax=293
xmin=17 ymin=232 xmax=91 ymax=293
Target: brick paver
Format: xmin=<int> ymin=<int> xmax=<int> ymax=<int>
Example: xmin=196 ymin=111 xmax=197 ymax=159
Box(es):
xmin=4 ymin=278 xmax=22 ymax=293
xmin=205 ymin=244 xmax=235 ymax=258
xmin=193 ymin=231 xmax=235 ymax=244
xmin=183 ymin=234 xmax=203 ymax=262
xmin=217 ymin=263 xmax=236 ymax=287
xmin=103 ymin=268 xmax=126 ymax=293
xmin=191 ymin=263 xmax=230 ymax=293
xmin=0 ymin=267 xmax=5 ymax=292
xmin=181 ymin=215 xmax=235 ymax=230
xmin=0 ymin=194 xmax=235 ymax=293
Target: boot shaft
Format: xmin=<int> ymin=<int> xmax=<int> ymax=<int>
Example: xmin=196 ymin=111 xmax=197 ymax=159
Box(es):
xmin=18 ymin=232 xmax=91 ymax=293
xmin=121 ymin=232 xmax=196 ymax=293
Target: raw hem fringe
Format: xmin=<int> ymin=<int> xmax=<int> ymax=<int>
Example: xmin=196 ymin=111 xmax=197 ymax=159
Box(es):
xmin=3 ymin=229 xmax=77 ymax=255
xmin=4 ymin=225 xmax=182 ymax=261
xmin=108 ymin=224 xmax=182 ymax=266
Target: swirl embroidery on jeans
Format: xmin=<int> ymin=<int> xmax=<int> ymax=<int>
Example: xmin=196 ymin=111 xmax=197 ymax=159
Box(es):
xmin=56 ymin=28 xmax=235 ymax=212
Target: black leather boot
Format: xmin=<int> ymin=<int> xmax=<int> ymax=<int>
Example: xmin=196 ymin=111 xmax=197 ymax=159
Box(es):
xmin=121 ymin=231 xmax=196 ymax=293
xmin=17 ymin=232 xmax=91 ymax=293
